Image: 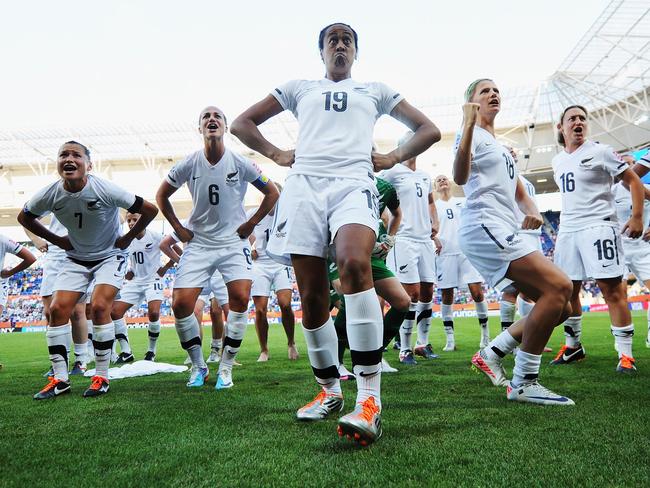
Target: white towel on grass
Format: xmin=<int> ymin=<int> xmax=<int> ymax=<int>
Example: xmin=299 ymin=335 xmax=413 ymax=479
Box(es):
xmin=84 ymin=360 xmax=188 ymax=380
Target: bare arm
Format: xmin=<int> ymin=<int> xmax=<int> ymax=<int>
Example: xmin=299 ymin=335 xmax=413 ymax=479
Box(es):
xmin=372 ymin=100 xmax=441 ymax=171
xmin=236 ymin=181 xmax=280 ymax=239
xmin=515 ymin=178 xmax=543 ymax=230
xmin=621 ymin=168 xmax=644 ymax=238
xmin=159 ymin=235 xmax=183 ymax=263
xmin=115 ymin=200 xmax=159 ymax=250
xmin=428 ymin=192 xmax=439 ymax=237
xmin=156 ymin=181 xmax=193 ymax=242
xmin=1 ymin=247 xmax=37 ymax=279
xmin=24 ymin=227 xmax=48 ymax=253
xmin=17 ymin=210 xmax=72 ymax=251
xmin=231 ymin=96 xmax=295 ymax=167
xmin=386 ymin=206 xmax=402 ymax=236
xmin=453 ymin=103 xmax=479 ymax=185
xmin=156 ymin=258 xmax=176 ymax=277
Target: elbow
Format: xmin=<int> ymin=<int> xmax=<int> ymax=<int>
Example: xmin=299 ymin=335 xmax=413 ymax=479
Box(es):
xmin=230 ymin=117 xmax=246 ymax=140
xmin=430 ymin=124 xmax=442 ymax=145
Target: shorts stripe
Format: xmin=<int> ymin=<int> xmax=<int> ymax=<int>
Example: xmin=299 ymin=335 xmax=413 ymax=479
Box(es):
xmin=610 ymin=227 xmax=620 ymax=266
xmin=481 ymin=224 xmax=504 ymax=250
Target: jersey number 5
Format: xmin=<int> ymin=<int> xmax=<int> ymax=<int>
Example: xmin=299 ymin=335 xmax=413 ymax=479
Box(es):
xmin=323 ymin=91 xmax=348 ymax=112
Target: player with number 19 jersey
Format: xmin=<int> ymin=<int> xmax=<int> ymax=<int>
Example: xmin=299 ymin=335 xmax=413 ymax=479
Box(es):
xmin=552 ymin=140 xmax=628 ymax=280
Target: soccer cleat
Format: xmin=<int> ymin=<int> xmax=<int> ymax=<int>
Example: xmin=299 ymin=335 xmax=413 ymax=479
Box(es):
xmin=392 ymin=341 xmax=401 ymax=350
xmin=186 ymin=366 xmax=210 ymax=388
xmin=506 ymin=380 xmax=575 ymax=406
xmin=337 ymin=396 xmax=382 ymax=446
xmin=443 ymin=340 xmax=456 ymax=352
xmin=414 ymin=343 xmax=439 ymax=359
xmin=338 ymin=363 xmax=355 ymax=381
xmin=399 ymin=350 xmax=418 ymax=365
xmin=110 ymin=352 xmax=119 ymax=364
xmin=206 ymin=349 xmax=220 ymax=364
xmin=82 ymin=376 xmax=110 ymax=398
xmin=616 ymin=355 xmax=637 ymax=374
xmin=471 ymin=350 xmax=508 ymax=386
xmin=33 ymin=377 xmax=71 ymax=400
xmin=645 ymin=339 xmax=650 ymax=349
xmin=115 ymin=352 xmax=134 ymax=365
xmin=381 ymin=357 xmax=398 ymax=373
xmin=215 ymin=368 xmax=234 ymax=390
xmin=549 ymin=344 xmax=586 ymax=365
xmin=43 ymin=368 xmax=54 ymax=378
xmin=183 ymin=355 xmax=192 ymax=365
xmin=479 ymin=337 xmax=490 ymax=349
xmin=69 ymin=361 xmax=87 ymax=375
xmin=144 ymin=351 xmax=156 ymax=361
xmin=296 ymin=390 xmax=344 ymax=421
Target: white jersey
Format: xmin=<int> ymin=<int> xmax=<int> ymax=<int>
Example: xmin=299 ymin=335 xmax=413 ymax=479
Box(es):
xmin=166 ymin=148 xmax=263 ymax=248
xmin=515 ymin=175 xmax=541 ymax=236
xmin=613 ymin=181 xmax=650 ymax=245
xmin=24 ymin=174 xmax=137 ymax=261
xmin=552 ymin=140 xmax=627 ymax=233
xmin=45 ymin=214 xmax=67 ymax=261
xmin=247 ymin=207 xmax=274 ymax=262
xmin=0 ymin=234 xmax=23 ymax=269
xmin=127 ymin=230 xmax=163 ymax=283
xmin=382 ymin=165 xmax=432 ymax=242
xmin=435 ymin=197 xmax=465 ymax=255
xmin=272 ymin=78 xmax=403 ymax=181
xmin=454 ymin=126 xmax=519 ymax=229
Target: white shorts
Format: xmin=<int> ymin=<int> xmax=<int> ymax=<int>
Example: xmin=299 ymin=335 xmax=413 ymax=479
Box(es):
xmin=199 ymin=271 xmax=228 ymax=305
xmin=435 ymin=253 xmax=483 ymax=289
xmin=519 ymin=233 xmax=543 ymax=253
xmin=54 ymin=254 xmax=128 ymax=294
xmin=40 ymin=256 xmax=65 ymax=297
xmin=459 ymin=223 xmax=536 ymax=289
xmin=174 ymin=242 xmax=251 ymax=291
xmin=267 ymin=174 xmax=378 ymax=266
xmin=251 ymin=259 xmax=293 ymax=297
xmin=0 ymin=279 xmax=8 ymax=308
xmin=555 ymin=225 xmax=625 ymax=281
xmin=388 ymin=238 xmax=436 ymax=284
xmin=117 ymin=278 xmax=164 ymax=305
xmin=622 ymin=240 xmax=650 ymax=283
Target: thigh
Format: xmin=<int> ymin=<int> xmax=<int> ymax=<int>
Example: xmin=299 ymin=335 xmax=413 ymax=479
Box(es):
xmin=225 ymin=279 xmax=252 ymax=311
xmin=50 ymin=290 xmax=85 ymax=324
xmin=373 ymin=276 xmax=410 ymax=310
xmin=506 ymin=251 xmax=570 ymax=302
xmin=292 ymin=254 xmax=330 ymax=327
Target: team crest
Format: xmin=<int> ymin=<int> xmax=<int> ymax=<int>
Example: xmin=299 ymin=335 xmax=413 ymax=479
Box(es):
xmin=275 ymin=220 xmax=287 ymax=238
xmin=87 ymin=199 xmax=101 ymax=210
xmin=226 ymin=169 xmax=240 ymax=186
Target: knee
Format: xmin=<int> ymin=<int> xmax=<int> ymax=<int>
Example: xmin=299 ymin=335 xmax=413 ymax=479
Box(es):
xmin=394 ymin=295 xmax=411 ymax=312
xmin=228 ymin=292 xmax=249 ymax=312
xmin=255 ymin=308 xmax=266 ymax=320
xmin=149 ymin=312 xmax=160 ymax=322
xmin=172 ymin=300 xmax=193 ymax=319
xmin=49 ymin=303 xmax=65 ymax=324
xmin=337 ymin=256 xmax=370 ymax=281
xmin=471 ymin=290 xmax=484 ymax=302
xmin=90 ymin=301 xmax=110 ymax=321
xmin=553 ymin=277 xmax=573 ymax=303
xmin=280 ymin=303 xmax=294 ymax=316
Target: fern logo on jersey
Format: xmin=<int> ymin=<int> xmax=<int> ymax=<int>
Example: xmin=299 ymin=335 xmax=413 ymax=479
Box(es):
xmin=87 ymin=199 xmax=101 ymax=211
xmin=226 ymin=169 xmax=239 ymax=186
xmin=275 ymin=220 xmax=287 ymax=238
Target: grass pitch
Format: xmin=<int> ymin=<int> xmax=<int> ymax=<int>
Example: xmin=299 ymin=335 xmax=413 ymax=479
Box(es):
xmin=1 ymin=312 xmax=649 ymax=487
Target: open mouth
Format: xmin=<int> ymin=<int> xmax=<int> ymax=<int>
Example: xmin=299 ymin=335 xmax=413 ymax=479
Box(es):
xmin=62 ymin=163 xmax=77 ymax=172
xmin=489 ymin=99 xmax=500 ymax=107
xmin=334 ymin=53 xmax=347 ymax=66
xmin=574 ymin=126 xmax=583 ymax=134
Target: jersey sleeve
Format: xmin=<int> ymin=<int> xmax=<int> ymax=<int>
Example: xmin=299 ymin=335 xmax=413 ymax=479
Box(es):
xmin=166 ymin=156 xmax=192 ymax=188
xmin=380 ymin=168 xmax=396 ymax=185
xmin=385 ymin=182 xmax=400 ymax=211
xmin=95 ymin=177 xmax=137 ymax=210
xmin=0 ymin=235 xmax=23 ymax=255
xmin=239 ymin=156 xmax=264 ymax=183
xmin=375 ymin=82 xmax=404 ymax=116
xmin=638 ymin=153 xmax=650 ymax=169
xmin=271 ymin=80 xmax=300 ymax=114
xmin=23 ymin=182 xmax=56 ymax=217
xmin=601 ymin=146 xmax=628 ymax=177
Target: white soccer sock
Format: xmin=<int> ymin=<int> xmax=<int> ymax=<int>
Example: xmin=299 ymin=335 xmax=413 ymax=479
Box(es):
xmin=148 ymin=320 xmax=161 ymax=353
xmin=47 ymin=324 xmax=71 ymax=381
xmin=516 ymin=296 xmax=534 ymax=317
xmin=175 ymin=314 xmax=206 ymax=369
xmin=484 ymin=329 xmax=520 ymax=360
xmin=416 ymin=301 xmax=433 ymax=346
xmin=563 ymin=316 xmax=582 ymax=348
xmin=74 ymin=342 xmax=87 ymax=362
xmin=500 ymin=300 xmax=516 ymax=331
xmin=400 ymin=302 xmax=417 ymax=353
xmin=345 ymin=288 xmax=383 ymax=407
xmin=303 ymin=317 xmax=341 ymax=396
xmin=93 ymin=323 xmax=115 ymax=379
xmin=441 ymin=303 xmax=454 ymax=341
xmin=611 ymin=324 xmax=634 ymax=358
xmin=86 ymin=320 xmax=94 ymax=361
xmin=211 ymin=338 xmax=223 ymax=350
xmin=219 ymin=311 xmax=247 ymax=373
xmin=512 ymin=350 xmax=541 ymax=387
xmin=113 ymin=318 xmax=131 ymax=354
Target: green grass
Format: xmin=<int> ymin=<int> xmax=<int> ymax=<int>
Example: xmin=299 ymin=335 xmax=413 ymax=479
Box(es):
xmin=1 ymin=312 xmax=649 ymax=487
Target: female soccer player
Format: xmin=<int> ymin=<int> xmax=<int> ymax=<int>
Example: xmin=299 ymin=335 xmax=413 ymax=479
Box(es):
xmin=454 ymin=79 xmax=574 ymax=405
xmin=18 ymin=141 xmax=158 ymax=399
xmin=551 ymin=106 xmax=644 ymax=373
xmin=231 ymin=23 xmax=440 ymax=445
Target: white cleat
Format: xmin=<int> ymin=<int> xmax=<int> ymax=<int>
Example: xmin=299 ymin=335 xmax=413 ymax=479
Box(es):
xmin=381 ymin=357 xmax=398 ymax=373
xmin=296 ymin=391 xmax=344 ymax=421
xmin=215 ymin=368 xmax=234 ymax=390
xmin=471 ymin=349 xmax=508 ymax=386
xmin=443 ymin=341 xmax=456 ymax=352
xmin=506 ymin=381 xmax=575 ymax=406
xmin=207 ymin=349 xmax=221 ymax=364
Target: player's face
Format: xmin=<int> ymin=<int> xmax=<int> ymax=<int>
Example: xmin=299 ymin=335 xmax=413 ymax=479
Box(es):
xmin=472 ymin=81 xmax=500 ymax=116
xmin=126 ymin=212 xmax=140 ymax=230
xmin=198 ymin=107 xmax=226 ymax=140
xmin=559 ymin=108 xmax=588 ymax=146
xmin=57 ymin=143 xmax=90 ymax=181
xmin=435 ymin=175 xmax=450 ymax=192
xmin=321 ymin=25 xmax=356 ymax=75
